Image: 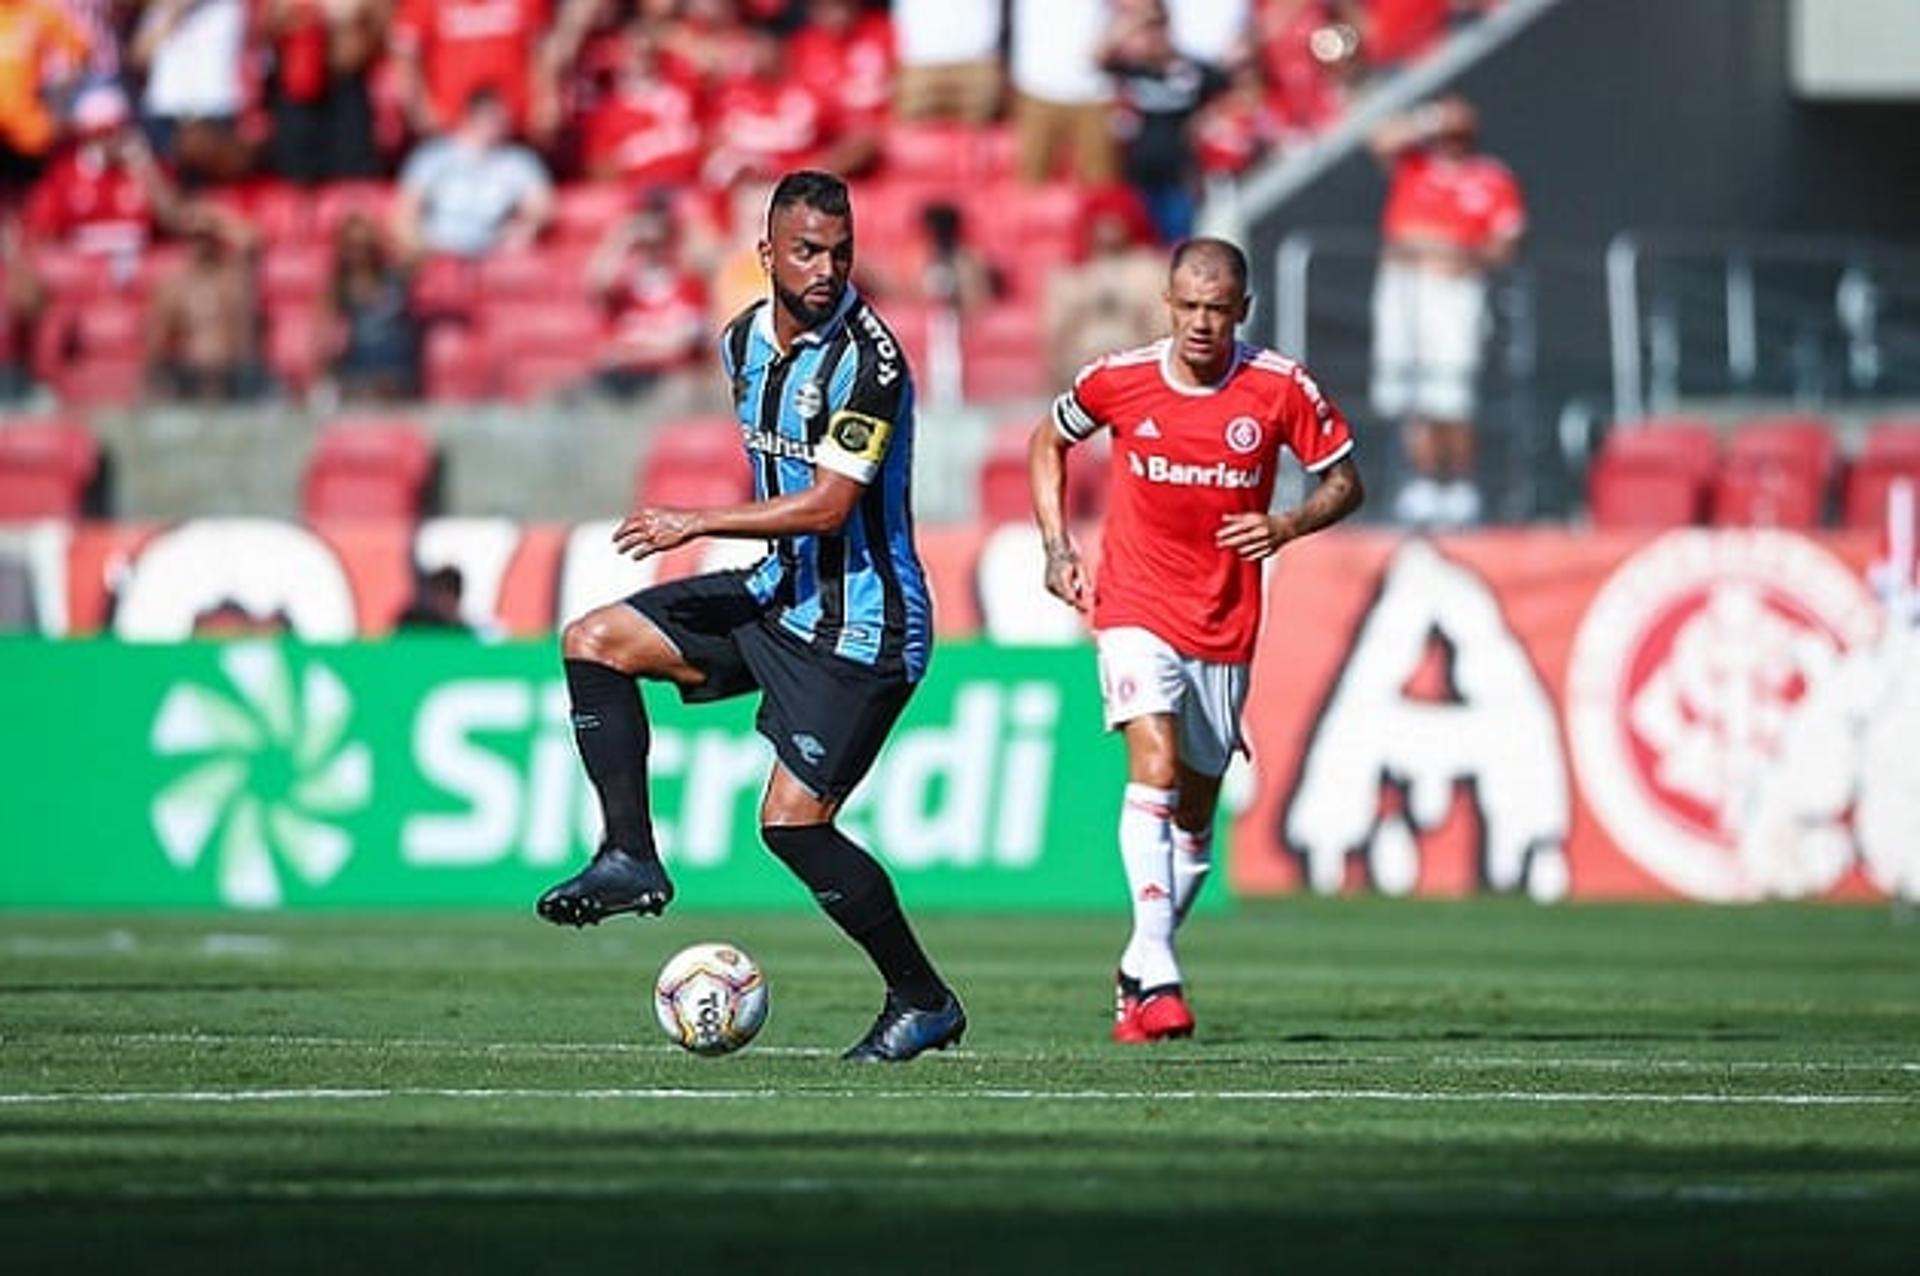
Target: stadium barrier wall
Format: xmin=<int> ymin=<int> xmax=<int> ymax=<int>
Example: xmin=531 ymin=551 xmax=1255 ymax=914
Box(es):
xmin=2 ymin=520 xmax=1913 ymax=906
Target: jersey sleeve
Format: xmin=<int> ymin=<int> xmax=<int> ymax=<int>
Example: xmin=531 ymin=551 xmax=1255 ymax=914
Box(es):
xmin=816 ymin=319 xmax=908 ymax=485
xmin=1050 ymin=357 xmax=1121 ymax=443
xmin=1276 ymin=362 xmax=1354 ymax=473
xmin=1486 ymin=163 xmax=1527 ymax=242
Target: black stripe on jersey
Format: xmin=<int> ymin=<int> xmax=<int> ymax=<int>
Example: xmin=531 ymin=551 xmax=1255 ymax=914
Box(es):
xmin=755 ymin=351 xmax=798 ymax=607
xmin=811 ymin=334 xmax=859 ymax=652
xmin=841 ymin=304 xmax=910 ymax=673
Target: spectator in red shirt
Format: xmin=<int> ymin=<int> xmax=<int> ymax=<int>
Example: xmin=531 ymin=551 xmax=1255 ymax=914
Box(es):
xmin=702 ymin=25 xmax=874 ymax=186
xmin=23 ymin=83 xmax=185 ymax=258
xmin=1368 ymin=94 xmax=1524 ymax=528
xmin=1256 ymin=0 xmax=1358 ymax=136
xmin=391 ymin=0 xmax=552 ymax=141
xmin=584 ymin=190 xmax=708 ymax=399
xmin=658 ymin=0 xmax=754 ymax=92
xmin=1191 ymin=50 xmax=1280 ymax=180
xmin=578 ymin=20 xmax=703 ymax=186
xmin=787 ymin=0 xmax=894 ymax=129
xmin=263 ymin=0 xmax=388 ymax=184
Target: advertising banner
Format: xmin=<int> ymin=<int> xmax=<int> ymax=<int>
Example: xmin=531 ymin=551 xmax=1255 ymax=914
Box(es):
xmin=0 ymin=640 xmax=1142 ymax=911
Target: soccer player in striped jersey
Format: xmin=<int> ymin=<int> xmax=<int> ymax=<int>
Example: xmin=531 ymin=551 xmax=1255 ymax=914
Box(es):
xmin=537 ymin=170 xmax=963 ymax=1063
xmin=1029 ymin=238 xmax=1364 ymax=1042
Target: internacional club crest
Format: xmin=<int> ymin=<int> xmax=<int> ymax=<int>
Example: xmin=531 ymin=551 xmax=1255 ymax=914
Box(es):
xmin=1566 ymin=530 xmax=1879 ymax=900
xmin=1224 ymin=415 xmax=1263 ymax=454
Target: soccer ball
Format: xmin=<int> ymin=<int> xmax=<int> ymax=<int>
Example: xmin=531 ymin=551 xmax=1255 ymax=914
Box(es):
xmin=653 ymin=942 xmax=770 ymax=1056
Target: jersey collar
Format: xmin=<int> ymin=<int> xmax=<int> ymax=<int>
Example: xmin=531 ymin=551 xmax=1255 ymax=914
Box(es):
xmin=752 ymin=283 xmax=861 ymax=357
xmin=1157 ymin=337 xmax=1245 ymax=397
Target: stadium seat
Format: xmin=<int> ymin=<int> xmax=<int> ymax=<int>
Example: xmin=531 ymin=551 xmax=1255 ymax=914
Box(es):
xmin=0 ymin=416 xmax=100 ymax=521
xmin=423 ymin=324 xmax=491 ymax=401
xmin=301 ymin=417 xmax=436 ymax=520
xmin=977 ymin=420 xmax=1106 ymax=524
xmin=29 ymin=246 xmax=119 ymax=305
xmin=636 ymin=417 xmax=753 ymax=509
xmin=479 ymin=245 xmax=591 ymax=303
xmin=550 ymin=184 xmax=631 ymax=248
xmin=313 ymin=181 xmax=395 ymax=240
xmin=266 ymin=304 xmax=324 ymax=396
xmin=1842 ymin=419 xmax=1920 ymax=531
xmin=261 ymin=243 xmax=332 ymax=307
xmin=960 ymin=304 xmax=1047 ymax=402
xmin=880 ymin=121 xmax=989 ymax=182
xmin=498 ymin=352 xmax=595 ymax=403
xmin=33 ymin=299 xmax=147 ymax=408
xmin=1586 ymin=418 xmax=1718 ymax=529
xmin=410 ymin=254 xmax=480 ymax=322
xmin=1711 ymin=416 xmax=1836 ymax=528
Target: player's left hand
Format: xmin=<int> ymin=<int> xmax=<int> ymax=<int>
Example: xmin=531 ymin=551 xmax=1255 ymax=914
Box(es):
xmin=1215 ymin=512 xmax=1295 ymax=561
xmin=613 ymin=508 xmax=699 ymax=560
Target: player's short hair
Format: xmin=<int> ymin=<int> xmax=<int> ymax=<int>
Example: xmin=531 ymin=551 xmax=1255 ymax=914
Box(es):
xmin=767 ymin=170 xmax=853 ymax=235
xmin=1169 ymin=237 xmax=1250 ymax=297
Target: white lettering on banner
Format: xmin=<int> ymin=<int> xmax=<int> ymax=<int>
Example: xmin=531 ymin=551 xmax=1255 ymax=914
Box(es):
xmin=399 ymin=678 xmax=1059 ymax=873
xmin=404 ymin=682 xmax=533 ymax=865
xmin=1285 ymin=540 xmax=1570 ymax=900
xmin=1126 ymin=453 xmax=1263 ymax=488
xmin=115 ymin=519 xmax=359 ymax=641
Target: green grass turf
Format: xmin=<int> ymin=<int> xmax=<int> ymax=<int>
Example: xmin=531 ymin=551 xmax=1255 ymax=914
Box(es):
xmin=2 ymin=900 xmax=1916 ymax=1274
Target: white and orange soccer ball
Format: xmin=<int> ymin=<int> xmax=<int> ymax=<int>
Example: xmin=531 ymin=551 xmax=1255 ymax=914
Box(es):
xmin=653 ymin=942 xmax=770 ymax=1056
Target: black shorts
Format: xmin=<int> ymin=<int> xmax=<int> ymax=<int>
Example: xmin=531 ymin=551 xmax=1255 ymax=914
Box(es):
xmin=627 ymin=570 xmax=915 ymax=801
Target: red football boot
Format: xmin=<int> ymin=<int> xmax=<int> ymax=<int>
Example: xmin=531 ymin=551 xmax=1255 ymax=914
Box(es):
xmin=1135 ymin=988 xmax=1195 ymax=1041
xmin=1112 ymin=970 xmax=1147 ymax=1044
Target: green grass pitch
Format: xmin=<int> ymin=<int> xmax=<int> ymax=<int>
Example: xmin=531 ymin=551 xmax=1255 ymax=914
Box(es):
xmin=2 ymin=900 xmax=1916 ymax=1273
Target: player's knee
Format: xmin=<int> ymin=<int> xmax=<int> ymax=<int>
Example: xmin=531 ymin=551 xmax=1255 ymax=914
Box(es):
xmin=561 ymin=610 xmax=621 ymax=664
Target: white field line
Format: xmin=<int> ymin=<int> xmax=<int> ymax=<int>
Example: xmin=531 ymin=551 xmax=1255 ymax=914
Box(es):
xmin=0 ymin=1086 xmax=1912 ymax=1108
xmin=13 ymin=1032 xmax=1920 ymax=1074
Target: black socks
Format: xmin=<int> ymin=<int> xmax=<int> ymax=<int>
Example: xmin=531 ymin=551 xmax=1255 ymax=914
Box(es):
xmin=564 ymin=659 xmax=656 ymax=859
xmin=762 ymin=823 xmax=948 ymax=1011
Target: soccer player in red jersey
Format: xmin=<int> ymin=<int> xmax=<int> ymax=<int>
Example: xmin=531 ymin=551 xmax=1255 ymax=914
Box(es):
xmin=1029 ymin=238 xmax=1364 ymax=1042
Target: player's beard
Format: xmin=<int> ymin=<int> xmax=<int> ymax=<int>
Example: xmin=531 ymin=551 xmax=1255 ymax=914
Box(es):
xmin=774 ymin=277 xmax=844 ymax=329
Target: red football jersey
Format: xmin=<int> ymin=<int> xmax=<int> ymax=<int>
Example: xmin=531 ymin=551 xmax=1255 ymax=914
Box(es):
xmin=393 ymin=0 xmax=548 ymax=129
xmin=1054 ymin=339 xmax=1354 ymax=663
xmin=1381 ymin=150 xmax=1525 ymax=253
xmin=580 ymin=79 xmax=703 ymax=185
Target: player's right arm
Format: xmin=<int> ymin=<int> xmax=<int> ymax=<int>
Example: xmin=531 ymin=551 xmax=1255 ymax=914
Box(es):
xmin=1028 ymin=362 xmax=1113 ymax=613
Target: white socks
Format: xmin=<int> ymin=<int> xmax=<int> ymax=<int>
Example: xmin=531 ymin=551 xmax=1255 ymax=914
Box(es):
xmin=1171 ymin=823 xmax=1213 ymax=924
xmin=1118 ymin=783 xmax=1180 ymax=991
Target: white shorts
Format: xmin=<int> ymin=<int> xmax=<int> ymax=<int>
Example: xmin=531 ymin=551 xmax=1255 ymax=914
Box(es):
xmin=1369 ymin=260 xmax=1487 ymax=424
xmin=1095 ymin=626 xmax=1249 ymax=777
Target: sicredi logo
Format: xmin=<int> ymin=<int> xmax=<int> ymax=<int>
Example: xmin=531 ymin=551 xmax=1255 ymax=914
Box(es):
xmin=150 ymin=644 xmax=372 ymax=908
xmin=1566 ymin=531 xmax=1879 ymax=901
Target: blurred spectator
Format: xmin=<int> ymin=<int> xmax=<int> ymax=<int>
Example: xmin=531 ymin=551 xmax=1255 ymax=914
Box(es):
xmin=193 ymin=597 xmax=291 ymax=635
xmin=902 ymin=199 xmax=996 ymax=315
xmin=128 ymin=0 xmax=252 ymax=183
xmin=1167 ymin=0 xmax=1251 ymax=65
xmin=696 ymin=171 xmax=777 ymax=322
xmin=892 ymin=0 xmax=1000 ymax=124
xmin=390 ymin=0 xmax=552 ymax=142
xmin=577 ymin=20 xmax=703 ymax=186
xmin=1360 ymin=0 xmax=1494 ymax=69
xmin=391 ymin=87 xmax=552 ymax=259
xmin=788 ymin=0 xmax=893 ymax=130
xmin=394 ymin=565 xmax=472 ymax=631
xmin=0 ymin=0 xmax=91 ymax=197
xmin=1369 ymin=94 xmax=1524 ymax=528
xmin=55 ymin=0 xmax=122 ymax=80
xmin=23 ymin=83 xmax=185 ymax=258
xmin=1 ymin=215 xmax=45 ymax=397
xmin=1257 ymin=0 xmax=1358 ymax=137
xmin=703 ymin=25 xmax=873 ymax=186
xmin=1009 ymin=0 xmax=1116 ymax=185
xmin=1099 ymin=0 xmax=1226 ymax=243
xmin=658 ymin=0 xmax=753 ymax=90
xmin=584 ymin=191 xmax=707 ymax=399
xmin=1044 ymin=185 xmax=1161 ymax=383
xmin=1191 ymin=47 xmax=1280 ymax=179
xmin=262 ymin=0 xmax=387 ymax=184
xmin=325 ymin=210 xmax=419 ymax=401
xmin=146 ymin=210 xmax=262 ymax=402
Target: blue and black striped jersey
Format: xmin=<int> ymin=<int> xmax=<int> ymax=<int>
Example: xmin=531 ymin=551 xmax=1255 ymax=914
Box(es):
xmin=718 ymin=286 xmax=932 ymax=681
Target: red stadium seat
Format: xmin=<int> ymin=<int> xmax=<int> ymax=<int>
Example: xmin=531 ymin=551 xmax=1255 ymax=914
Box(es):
xmin=961 ymin=303 xmax=1051 ymax=403
xmin=1843 ymin=419 xmax=1920 ymax=530
xmin=0 ymin=416 xmax=100 ymax=521
xmin=977 ymin=420 xmax=1105 ymax=524
xmin=313 ymin=181 xmax=396 ymax=240
xmin=485 ymin=301 xmax=604 ymax=356
xmin=1586 ymin=418 xmax=1718 ymax=530
xmin=880 ymin=121 xmax=989 ymax=182
xmin=1711 ymin=416 xmax=1836 ymax=529
xmin=550 ymin=184 xmax=630 ymax=248
xmin=266 ymin=304 xmax=324 ymax=396
xmin=302 ymin=417 xmax=436 ymax=520
xmin=261 ymin=243 xmax=332 ymax=307
xmin=637 ymin=417 xmax=753 ymax=509
xmin=499 ymin=352 xmax=594 ymax=402
xmin=29 ymin=246 xmax=120 ymax=305
xmin=479 ymin=244 xmax=591 ymax=303
xmin=410 ymin=254 xmax=479 ymax=322
xmin=423 ymin=324 xmax=491 ymax=401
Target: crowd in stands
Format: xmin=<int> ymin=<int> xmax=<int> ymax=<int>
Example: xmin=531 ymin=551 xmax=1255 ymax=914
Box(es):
xmin=0 ymin=0 xmax=1503 ymax=412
